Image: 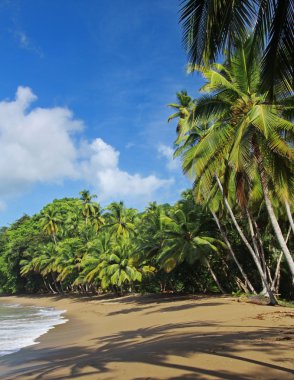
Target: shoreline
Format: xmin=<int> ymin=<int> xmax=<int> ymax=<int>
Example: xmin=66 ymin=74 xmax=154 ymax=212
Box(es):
xmin=0 ymin=294 xmax=293 ymax=379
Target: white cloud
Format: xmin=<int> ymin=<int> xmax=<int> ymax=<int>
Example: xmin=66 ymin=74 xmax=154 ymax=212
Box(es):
xmin=158 ymin=144 xmax=180 ymax=171
xmin=80 ymin=139 xmax=173 ymax=201
xmin=0 ymin=87 xmax=173 ymax=205
xmin=0 ymin=87 xmax=82 ymax=195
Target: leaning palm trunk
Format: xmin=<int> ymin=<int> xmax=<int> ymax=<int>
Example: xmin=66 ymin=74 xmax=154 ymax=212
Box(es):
xmin=271 ymin=252 xmax=283 ymax=294
xmin=246 ymin=210 xmax=266 ymax=273
xmin=272 ymin=227 xmax=292 ymax=293
xmin=246 ymin=210 xmax=273 ymax=295
xmin=253 ymin=145 xmax=294 ymax=282
xmin=215 ymin=176 xmax=277 ymax=305
xmin=252 ymin=218 xmax=271 ymax=280
xmin=211 ymin=211 xmax=256 ymax=294
xmin=285 ymin=200 xmax=294 ymax=235
xmin=204 ymin=257 xmax=225 ymax=294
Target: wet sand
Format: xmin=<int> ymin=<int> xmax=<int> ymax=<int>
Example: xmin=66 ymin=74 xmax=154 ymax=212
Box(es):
xmin=0 ymin=294 xmax=293 ymax=379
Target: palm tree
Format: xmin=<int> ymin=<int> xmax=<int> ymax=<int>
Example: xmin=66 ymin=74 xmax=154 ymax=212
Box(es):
xmin=171 ymin=103 xmax=258 ymax=295
xmin=97 ymin=240 xmax=153 ymax=294
xmin=168 ymin=90 xmax=196 ymax=143
xmin=181 ymin=40 xmax=294 ymax=282
xmin=20 ymin=243 xmax=61 ymax=293
xmin=55 ymin=237 xmax=84 ymax=285
xmin=39 ymin=208 xmax=62 ymax=244
xmin=77 ymin=231 xmax=113 ymax=287
xmin=159 ymin=208 xmax=226 ymax=293
xmin=180 ymin=0 xmax=293 ymax=97
xmin=79 ymin=189 xmax=98 ymax=225
xmin=105 ymin=202 xmax=136 ymax=239
xmin=90 ymin=204 xmax=105 ymax=233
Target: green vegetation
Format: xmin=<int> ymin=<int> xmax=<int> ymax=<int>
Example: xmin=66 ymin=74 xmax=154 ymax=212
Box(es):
xmin=0 ymin=186 xmax=292 ymax=301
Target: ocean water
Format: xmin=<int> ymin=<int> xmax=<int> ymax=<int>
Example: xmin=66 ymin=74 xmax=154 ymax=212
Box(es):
xmin=0 ymin=302 xmax=67 ymax=357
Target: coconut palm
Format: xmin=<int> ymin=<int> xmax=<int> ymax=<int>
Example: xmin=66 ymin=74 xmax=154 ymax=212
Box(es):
xmin=90 ymin=204 xmax=105 ymax=233
xmin=180 ymin=0 xmax=293 ymax=97
xmin=105 ymin=202 xmax=136 ymax=239
xmin=77 ymin=231 xmax=113 ymax=287
xmin=168 ymin=90 xmax=196 ymax=143
xmin=181 ymin=39 xmax=294 ymax=283
xmin=97 ymin=240 xmax=153 ymax=294
xmin=54 ymin=238 xmax=84 ymax=284
xmin=39 ymin=208 xmax=62 ymax=244
xmin=20 ymin=243 xmax=61 ymax=293
xmin=170 ymin=98 xmax=258 ymax=294
xmin=79 ymin=190 xmax=98 ymax=225
xmin=158 ymin=208 xmax=226 ymax=293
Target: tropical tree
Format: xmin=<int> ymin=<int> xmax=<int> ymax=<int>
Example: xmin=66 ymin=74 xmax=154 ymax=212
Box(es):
xmin=77 ymin=231 xmax=113 ymax=288
xmin=190 ymin=40 xmax=293 ymax=278
xmin=168 ymin=90 xmax=195 ymax=143
xmin=170 ymin=40 xmax=294 ymax=303
xmin=90 ymin=204 xmax=105 ymax=233
xmin=97 ymin=240 xmax=153 ymax=294
xmin=180 ymin=0 xmax=293 ymax=97
xmin=105 ymin=202 xmax=137 ymax=239
xmin=39 ymin=208 xmax=62 ymax=244
xmin=158 ymin=207 xmax=226 ymax=293
xmin=79 ymin=189 xmax=98 ymax=225
xmin=169 ymin=97 xmax=257 ymax=295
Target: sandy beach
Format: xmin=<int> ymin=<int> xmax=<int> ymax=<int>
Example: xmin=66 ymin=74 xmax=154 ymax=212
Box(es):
xmin=0 ymin=294 xmax=293 ymax=380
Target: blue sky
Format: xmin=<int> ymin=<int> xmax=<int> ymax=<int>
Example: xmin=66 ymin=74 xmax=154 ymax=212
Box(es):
xmin=0 ymin=0 xmax=204 ymax=226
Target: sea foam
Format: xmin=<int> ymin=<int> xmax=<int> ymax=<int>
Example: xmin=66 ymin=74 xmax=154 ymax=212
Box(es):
xmin=0 ymin=302 xmax=67 ymax=357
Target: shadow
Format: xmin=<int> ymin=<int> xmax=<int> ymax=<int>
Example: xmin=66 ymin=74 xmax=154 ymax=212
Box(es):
xmin=146 ymin=302 xmax=225 ymax=314
xmin=107 ymin=306 xmax=148 ymax=316
xmin=1 ymin=320 xmax=293 ymax=380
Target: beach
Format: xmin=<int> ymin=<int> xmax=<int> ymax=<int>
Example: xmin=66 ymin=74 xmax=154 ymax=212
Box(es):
xmin=0 ymin=294 xmax=293 ymax=380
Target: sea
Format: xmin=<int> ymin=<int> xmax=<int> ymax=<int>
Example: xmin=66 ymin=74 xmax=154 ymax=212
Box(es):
xmin=0 ymin=302 xmax=67 ymax=357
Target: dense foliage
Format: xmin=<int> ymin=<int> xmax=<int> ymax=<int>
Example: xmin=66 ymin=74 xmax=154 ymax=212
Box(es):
xmin=0 ymin=188 xmax=292 ymax=300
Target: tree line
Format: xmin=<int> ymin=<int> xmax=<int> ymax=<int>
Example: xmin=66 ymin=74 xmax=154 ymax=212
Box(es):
xmin=0 ymin=187 xmax=292 ymax=301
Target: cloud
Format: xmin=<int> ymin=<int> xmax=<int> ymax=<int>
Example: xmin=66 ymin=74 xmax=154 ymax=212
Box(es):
xmin=0 ymin=87 xmax=83 ymax=195
xmin=158 ymin=144 xmax=180 ymax=171
xmin=80 ymin=139 xmax=173 ymax=202
xmin=14 ymin=30 xmax=44 ymax=58
xmin=0 ymin=87 xmax=173 ymax=205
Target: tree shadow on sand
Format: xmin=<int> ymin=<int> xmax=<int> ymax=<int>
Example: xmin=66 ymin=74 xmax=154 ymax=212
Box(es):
xmin=1 ymin=320 xmax=293 ymax=380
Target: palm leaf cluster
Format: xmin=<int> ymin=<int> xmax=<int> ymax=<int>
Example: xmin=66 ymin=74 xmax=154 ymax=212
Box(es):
xmin=180 ymin=0 xmax=294 ymax=97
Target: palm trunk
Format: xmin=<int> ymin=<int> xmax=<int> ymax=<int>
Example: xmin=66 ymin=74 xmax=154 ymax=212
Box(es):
xmin=253 ymin=144 xmax=294 ymax=281
xmin=272 ymin=227 xmax=292 ymax=292
xmin=215 ymin=175 xmax=277 ymax=305
xmin=48 ymin=281 xmax=57 ymax=294
xmin=204 ymin=258 xmax=225 ymax=294
xmin=271 ymin=252 xmax=283 ymax=293
xmin=285 ymin=200 xmax=294 ymax=235
xmin=211 ymin=211 xmax=256 ymax=294
xmin=246 ymin=210 xmax=264 ymax=269
xmin=246 ymin=210 xmax=273 ymax=294
xmin=252 ymin=218 xmax=271 ymax=280
xmin=43 ymin=278 xmax=50 ymax=292
xmin=51 ymin=273 xmax=60 ymax=293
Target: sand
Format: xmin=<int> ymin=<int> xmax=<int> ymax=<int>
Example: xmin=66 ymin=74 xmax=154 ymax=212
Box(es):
xmin=0 ymin=294 xmax=293 ymax=380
